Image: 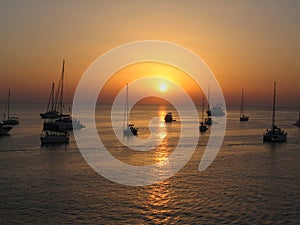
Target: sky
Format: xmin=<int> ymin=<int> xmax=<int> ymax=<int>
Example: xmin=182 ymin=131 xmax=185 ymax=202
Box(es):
xmin=0 ymin=0 xmax=299 ymax=106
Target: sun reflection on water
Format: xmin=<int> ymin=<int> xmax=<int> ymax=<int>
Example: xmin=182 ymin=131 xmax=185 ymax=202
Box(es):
xmin=144 ymin=179 xmax=175 ymax=224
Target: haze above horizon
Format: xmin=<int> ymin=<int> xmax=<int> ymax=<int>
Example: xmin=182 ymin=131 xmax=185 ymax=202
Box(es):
xmin=0 ymin=0 xmax=299 ymax=107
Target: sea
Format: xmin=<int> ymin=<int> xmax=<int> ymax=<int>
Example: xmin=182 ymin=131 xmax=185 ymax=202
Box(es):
xmin=0 ymin=103 xmax=299 ymax=224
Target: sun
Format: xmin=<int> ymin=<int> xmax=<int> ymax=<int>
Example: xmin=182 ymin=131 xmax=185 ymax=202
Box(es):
xmin=159 ymin=84 xmax=168 ymax=92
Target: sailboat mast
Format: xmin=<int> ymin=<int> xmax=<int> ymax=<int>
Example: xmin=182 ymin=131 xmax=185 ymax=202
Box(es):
xmin=207 ymin=86 xmax=210 ymax=111
xmin=7 ymin=89 xmax=10 ymax=118
xmin=59 ymin=60 xmax=65 ymax=115
xmin=51 ymin=83 xmax=55 ymax=112
xmin=202 ymin=97 xmax=204 ymax=123
xmin=272 ymin=81 xmax=276 ymax=129
xmin=240 ymin=89 xmax=244 ymax=117
xmin=123 ymin=83 xmax=129 ymax=129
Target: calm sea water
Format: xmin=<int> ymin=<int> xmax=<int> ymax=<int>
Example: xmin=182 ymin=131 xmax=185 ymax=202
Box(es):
xmin=0 ymin=103 xmax=299 ymax=224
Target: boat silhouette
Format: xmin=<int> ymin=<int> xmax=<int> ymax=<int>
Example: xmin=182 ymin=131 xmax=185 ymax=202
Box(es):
xmin=240 ymin=89 xmax=249 ymax=122
xmin=2 ymin=89 xmax=19 ymax=125
xmin=42 ymin=60 xmax=84 ymax=131
xmin=40 ymin=82 xmax=69 ymax=145
xmin=263 ymin=82 xmax=287 ymax=143
xmin=123 ymin=83 xmax=138 ymax=136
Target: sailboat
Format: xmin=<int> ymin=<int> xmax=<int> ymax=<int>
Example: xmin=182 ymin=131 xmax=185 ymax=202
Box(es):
xmin=2 ymin=89 xmax=19 ymax=125
xmin=263 ymin=82 xmax=287 ymax=143
xmin=123 ymin=83 xmax=138 ymax=136
xmin=40 ymin=61 xmax=69 ymax=119
xmin=43 ymin=60 xmax=84 ymax=131
xmin=40 ymin=83 xmax=69 ymax=145
xmin=199 ymin=97 xmax=208 ymax=132
xmin=293 ymin=104 xmax=300 ymax=127
xmin=240 ymin=89 xmax=249 ymax=122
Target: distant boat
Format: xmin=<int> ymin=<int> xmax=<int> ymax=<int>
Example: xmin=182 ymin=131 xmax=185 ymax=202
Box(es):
xmin=164 ymin=112 xmax=176 ymax=123
xmin=293 ymin=104 xmax=300 ymax=127
xmin=263 ymin=82 xmax=287 ymax=143
xmin=210 ymin=103 xmax=225 ymax=116
xmin=199 ymin=97 xmax=208 ymax=132
xmin=2 ymin=89 xmax=19 ymax=125
xmin=43 ymin=60 xmax=84 ymax=131
xmin=240 ymin=89 xmax=249 ymax=122
xmin=40 ymin=82 xmax=69 ymax=145
xmin=123 ymin=83 xmax=138 ymax=136
xmin=0 ymin=122 xmax=12 ymax=135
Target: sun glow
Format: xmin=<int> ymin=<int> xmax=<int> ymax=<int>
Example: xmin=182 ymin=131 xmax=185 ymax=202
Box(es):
xmin=159 ymin=84 xmax=168 ymax=92
xmin=98 ymin=62 xmax=203 ymax=105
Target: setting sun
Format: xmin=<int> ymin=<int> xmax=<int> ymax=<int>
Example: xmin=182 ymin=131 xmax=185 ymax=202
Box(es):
xmin=159 ymin=84 xmax=168 ymax=92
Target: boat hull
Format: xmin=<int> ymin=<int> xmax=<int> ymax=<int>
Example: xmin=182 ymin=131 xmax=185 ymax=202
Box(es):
xmin=240 ymin=116 xmax=249 ymax=122
xmin=164 ymin=113 xmax=174 ymax=122
xmin=263 ymin=129 xmax=287 ymax=143
xmin=293 ymin=120 xmax=300 ymax=127
xmin=43 ymin=117 xmax=85 ymax=131
xmin=40 ymin=133 xmax=69 ymax=145
xmin=55 ymin=117 xmax=85 ymax=131
xmin=0 ymin=125 xmax=12 ymax=135
xmin=40 ymin=111 xmax=70 ymax=119
xmin=199 ymin=122 xmax=208 ymax=132
xmin=3 ymin=118 xmax=19 ymax=125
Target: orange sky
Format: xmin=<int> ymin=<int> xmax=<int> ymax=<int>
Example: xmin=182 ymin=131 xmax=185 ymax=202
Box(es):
xmin=0 ymin=1 xmax=299 ymax=106
xmin=98 ymin=62 xmax=204 ymax=105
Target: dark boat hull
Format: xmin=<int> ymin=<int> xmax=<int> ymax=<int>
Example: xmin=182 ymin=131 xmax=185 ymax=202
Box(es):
xmin=263 ymin=128 xmax=287 ymax=143
xmin=3 ymin=119 xmax=19 ymax=125
xmin=40 ymin=133 xmax=69 ymax=145
xmin=293 ymin=120 xmax=300 ymax=127
xmin=40 ymin=111 xmax=70 ymax=119
xmin=164 ymin=113 xmax=173 ymax=122
xmin=199 ymin=122 xmax=208 ymax=132
xmin=0 ymin=125 xmax=12 ymax=135
xmin=240 ymin=116 xmax=249 ymax=122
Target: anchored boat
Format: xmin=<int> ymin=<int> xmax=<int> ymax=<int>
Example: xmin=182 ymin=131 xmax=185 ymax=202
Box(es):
xmin=263 ymin=82 xmax=287 ymax=143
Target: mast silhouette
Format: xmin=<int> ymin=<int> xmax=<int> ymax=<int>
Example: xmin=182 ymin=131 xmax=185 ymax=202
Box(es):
xmin=240 ymin=89 xmax=244 ymax=117
xmin=123 ymin=83 xmax=129 ymax=130
xmin=240 ymin=88 xmax=249 ymax=121
xmin=59 ymin=60 xmax=65 ymax=115
xmin=7 ymin=89 xmax=10 ymax=119
xmin=271 ymin=81 xmax=276 ymax=130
